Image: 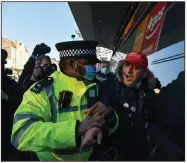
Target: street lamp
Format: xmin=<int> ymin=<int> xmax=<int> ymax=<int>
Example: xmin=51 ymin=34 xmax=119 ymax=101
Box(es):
xmin=71 ymin=35 xmax=75 ymax=41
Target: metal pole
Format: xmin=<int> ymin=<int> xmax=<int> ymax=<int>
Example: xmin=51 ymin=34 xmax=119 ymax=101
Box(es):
xmin=71 ymin=35 xmax=75 ymax=41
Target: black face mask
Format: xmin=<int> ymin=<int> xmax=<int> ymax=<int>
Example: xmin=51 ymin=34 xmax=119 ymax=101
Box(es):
xmin=43 ymin=66 xmax=55 ymax=76
xmin=39 ymin=65 xmax=54 ymax=78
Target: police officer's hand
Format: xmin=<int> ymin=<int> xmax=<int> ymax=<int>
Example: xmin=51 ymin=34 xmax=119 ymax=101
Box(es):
xmin=78 ymin=116 xmax=105 ymax=136
xmin=81 ymin=127 xmax=103 ymax=147
xmin=86 ymin=101 xmax=112 ymax=118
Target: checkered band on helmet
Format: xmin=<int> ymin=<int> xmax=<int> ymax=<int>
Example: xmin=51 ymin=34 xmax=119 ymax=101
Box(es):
xmin=59 ymin=48 xmax=96 ymax=57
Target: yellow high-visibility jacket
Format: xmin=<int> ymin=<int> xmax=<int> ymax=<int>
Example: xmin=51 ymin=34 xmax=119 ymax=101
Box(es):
xmin=11 ymin=70 xmax=119 ymax=161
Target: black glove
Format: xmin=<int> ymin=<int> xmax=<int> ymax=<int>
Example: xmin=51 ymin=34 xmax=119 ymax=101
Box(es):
xmin=32 ymin=43 xmax=51 ymax=57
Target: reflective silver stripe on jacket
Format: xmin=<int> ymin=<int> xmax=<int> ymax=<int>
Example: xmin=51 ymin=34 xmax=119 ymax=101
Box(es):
xmin=11 ymin=119 xmax=38 ymax=148
xmin=13 ymin=114 xmax=45 ymax=124
xmin=45 ymin=85 xmax=57 ymax=123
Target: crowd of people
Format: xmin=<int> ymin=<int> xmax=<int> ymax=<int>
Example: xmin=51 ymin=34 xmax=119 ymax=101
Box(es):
xmin=1 ymin=40 xmax=184 ymax=161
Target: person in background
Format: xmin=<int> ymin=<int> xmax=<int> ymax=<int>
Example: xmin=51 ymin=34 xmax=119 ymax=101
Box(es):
xmin=96 ymin=60 xmax=115 ymax=82
xmin=18 ymin=43 xmax=51 ymax=87
xmin=1 ymin=49 xmax=26 ymax=161
xmin=22 ymin=55 xmax=54 ymax=93
xmin=31 ymin=55 xmax=52 ymax=80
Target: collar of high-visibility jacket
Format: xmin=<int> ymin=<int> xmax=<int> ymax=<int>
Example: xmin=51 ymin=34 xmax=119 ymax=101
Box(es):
xmin=57 ymin=70 xmax=96 ymax=86
xmin=59 ymin=70 xmax=79 ymax=80
xmin=55 ymin=70 xmax=84 ymax=85
xmin=53 ymin=70 xmax=96 ymax=94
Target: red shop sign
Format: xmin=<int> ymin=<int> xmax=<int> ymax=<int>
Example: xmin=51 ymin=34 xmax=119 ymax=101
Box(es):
xmin=141 ymin=2 xmax=167 ymax=56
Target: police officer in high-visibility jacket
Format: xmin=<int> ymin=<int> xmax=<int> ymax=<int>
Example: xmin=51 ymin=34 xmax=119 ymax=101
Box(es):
xmin=11 ymin=40 xmax=119 ymax=161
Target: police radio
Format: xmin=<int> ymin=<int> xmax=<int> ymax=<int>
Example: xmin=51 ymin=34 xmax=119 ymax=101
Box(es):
xmin=58 ymin=91 xmax=73 ymax=108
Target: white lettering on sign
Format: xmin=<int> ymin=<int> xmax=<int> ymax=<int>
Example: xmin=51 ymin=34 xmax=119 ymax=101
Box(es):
xmin=145 ymin=7 xmax=165 ymax=40
xmin=130 ymin=53 xmax=141 ymax=59
xmin=142 ymin=45 xmax=153 ymax=54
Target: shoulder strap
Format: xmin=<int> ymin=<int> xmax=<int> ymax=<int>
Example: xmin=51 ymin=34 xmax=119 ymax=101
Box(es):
xmin=45 ymin=84 xmax=57 ymax=123
xmin=30 ymin=77 xmax=57 ymax=123
xmin=30 ymin=77 xmax=54 ymax=93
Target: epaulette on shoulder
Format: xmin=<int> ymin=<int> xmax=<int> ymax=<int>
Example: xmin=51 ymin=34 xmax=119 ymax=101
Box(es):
xmin=30 ymin=77 xmax=54 ymax=93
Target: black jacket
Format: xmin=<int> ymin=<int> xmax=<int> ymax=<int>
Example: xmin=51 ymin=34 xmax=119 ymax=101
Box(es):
xmin=96 ymin=77 xmax=157 ymax=161
xmin=94 ymin=70 xmax=185 ymax=161
xmin=18 ymin=56 xmax=36 ymax=85
xmin=1 ymin=72 xmax=25 ymax=161
xmin=96 ymin=71 xmax=115 ymax=82
xmin=22 ymin=75 xmax=37 ymax=93
xmin=2 ymin=71 xmax=39 ymax=161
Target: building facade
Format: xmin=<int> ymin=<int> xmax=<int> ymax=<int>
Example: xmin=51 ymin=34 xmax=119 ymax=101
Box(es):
xmin=2 ymin=37 xmax=29 ymax=77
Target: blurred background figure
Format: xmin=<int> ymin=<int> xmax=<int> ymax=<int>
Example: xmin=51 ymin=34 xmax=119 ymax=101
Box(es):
xmin=22 ymin=55 xmax=53 ymax=92
xmin=18 ymin=43 xmax=55 ymax=93
xmin=18 ymin=43 xmax=51 ymax=85
xmin=52 ymin=63 xmax=58 ymax=71
xmin=96 ymin=60 xmax=115 ymax=82
xmin=1 ymin=49 xmax=25 ymax=161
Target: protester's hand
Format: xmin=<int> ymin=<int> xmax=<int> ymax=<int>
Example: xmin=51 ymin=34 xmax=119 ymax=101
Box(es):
xmin=32 ymin=44 xmax=41 ymax=57
xmin=83 ymin=101 xmax=112 ymax=118
xmin=81 ymin=127 xmax=103 ymax=147
xmin=1 ymin=90 xmax=8 ymax=101
xmin=32 ymin=43 xmax=51 ymax=57
xmin=78 ymin=116 xmax=105 ymax=136
xmin=31 ymin=65 xmax=42 ymax=80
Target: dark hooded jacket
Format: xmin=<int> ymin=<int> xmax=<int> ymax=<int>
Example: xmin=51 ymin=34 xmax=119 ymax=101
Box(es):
xmin=93 ymin=62 xmax=159 ymax=161
xmin=93 ymin=62 xmax=184 ymax=161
